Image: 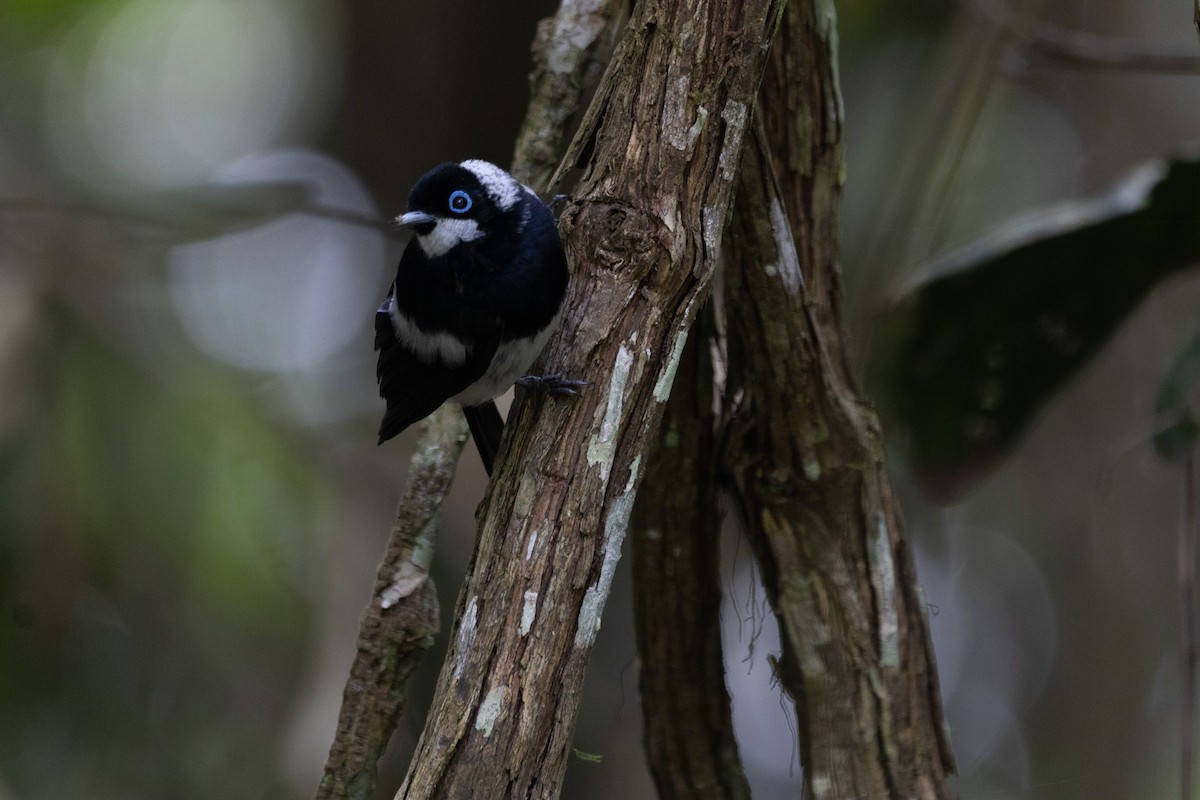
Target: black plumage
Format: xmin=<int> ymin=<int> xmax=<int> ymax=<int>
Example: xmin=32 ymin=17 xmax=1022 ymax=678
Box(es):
xmin=375 ymin=160 xmax=571 ymax=473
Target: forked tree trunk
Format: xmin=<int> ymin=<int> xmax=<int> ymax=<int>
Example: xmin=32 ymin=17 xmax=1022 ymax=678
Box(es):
xmin=628 ymin=3 xmax=955 ymax=799
xmin=319 ymin=1 xmax=956 ymax=797
xmin=718 ymin=4 xmax=957 ymax=792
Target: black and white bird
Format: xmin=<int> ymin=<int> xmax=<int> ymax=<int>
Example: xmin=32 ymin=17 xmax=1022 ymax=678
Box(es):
xmin=375 ymin=159 xmax=578 ymax=473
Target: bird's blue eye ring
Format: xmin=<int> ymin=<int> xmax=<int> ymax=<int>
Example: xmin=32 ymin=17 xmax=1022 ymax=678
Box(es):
xmin=449 ymin=190 xmax=472 ymax=214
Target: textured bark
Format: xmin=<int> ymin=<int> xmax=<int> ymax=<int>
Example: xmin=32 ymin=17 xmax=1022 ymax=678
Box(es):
xmin=630 ymin=311 xmax=751 ymax=800
xmin=718 ymin=3 xmax=956 ymax=797
xmin=395 ymin=2 xmax=784 ymax=797
xmin=511 ymin=0 xmax=628 ymax=191
xmin=324 ymin=1 xmax=956 ymax=796
xmin=316 ymin=406 xmax=466 ymax=800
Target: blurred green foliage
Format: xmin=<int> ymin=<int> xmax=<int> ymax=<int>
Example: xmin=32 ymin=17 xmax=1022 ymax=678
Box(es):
xmin=0 ymin=0 xmax=554 ymax=794
xmin=0 ymin=309 xmax=322 ymax=799
xmin=0 ymin=0 xmax=96 ymax=46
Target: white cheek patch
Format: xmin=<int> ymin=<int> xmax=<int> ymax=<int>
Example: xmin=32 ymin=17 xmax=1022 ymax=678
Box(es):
xmin=389 ymin=305 xmax=471 ymax=367
xmin=461 ymin=159 xmax=521 ymax=210
xmin=415 ymin=217 xmax=483 ymax=259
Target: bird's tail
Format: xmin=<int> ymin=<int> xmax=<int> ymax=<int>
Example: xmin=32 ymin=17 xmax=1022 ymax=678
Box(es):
xmin=463 ymin=401 xmax=505 ymax=476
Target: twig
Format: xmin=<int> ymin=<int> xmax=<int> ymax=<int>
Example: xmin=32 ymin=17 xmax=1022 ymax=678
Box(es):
xmin=973 ymin=0 xmax=1200 ymax=75
xmin=0 ymin=195 xmax=403 ymax=240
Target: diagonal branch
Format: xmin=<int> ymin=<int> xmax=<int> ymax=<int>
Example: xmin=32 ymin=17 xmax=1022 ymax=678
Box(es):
xmin=315 ymin=406 xmax=465 ymax=800
xmin=971 ymin=0 xmax=1200 ymax=75
xmin=1181 ymin=454 xmax=1197 ymax=800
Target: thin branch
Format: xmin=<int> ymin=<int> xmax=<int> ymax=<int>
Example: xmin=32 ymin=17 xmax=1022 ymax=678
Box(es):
xmin=0 ymin=193 xmax=403 ymax=241
xmin=315 ymin=406 xmax=467 ymax=800
xmin=973 ymin=0 xmax=1200 ymax=75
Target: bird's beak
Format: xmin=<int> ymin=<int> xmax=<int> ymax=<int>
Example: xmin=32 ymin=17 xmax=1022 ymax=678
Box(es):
xmin=396 ymin=211 xmax=437 ymax=231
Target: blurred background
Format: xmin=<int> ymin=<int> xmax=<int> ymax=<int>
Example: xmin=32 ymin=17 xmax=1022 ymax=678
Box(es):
xmin=1 ymin=0 xmax=1198 ymax=798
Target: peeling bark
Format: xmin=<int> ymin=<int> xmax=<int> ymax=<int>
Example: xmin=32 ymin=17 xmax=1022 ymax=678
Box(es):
xmin=316 ymin=1 xmax=626 ymax=796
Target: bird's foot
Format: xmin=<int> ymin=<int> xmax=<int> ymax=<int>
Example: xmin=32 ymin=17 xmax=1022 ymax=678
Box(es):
xmin=549 ymin=194 xmax=572 ymax=217
xmin=516 ymin=374 xmax=589 ymax=396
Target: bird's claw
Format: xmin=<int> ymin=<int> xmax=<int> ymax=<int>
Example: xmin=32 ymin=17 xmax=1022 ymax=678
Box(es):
xmin=549 ymin=194 xmax=572 ymax=217
xmin=516 ymin=374 xmax=589 ymax=396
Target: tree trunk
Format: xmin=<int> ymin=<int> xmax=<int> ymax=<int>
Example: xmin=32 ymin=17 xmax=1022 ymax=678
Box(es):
xmin=718 ymin=3 xmax=956 ymax=796
xmin=630 ymin=309 xmax=752 ymax=799
xmin=395 ymin=1 xmax=785 ymax=797
xmin=319 ymin=0 xmax=958 ymax=797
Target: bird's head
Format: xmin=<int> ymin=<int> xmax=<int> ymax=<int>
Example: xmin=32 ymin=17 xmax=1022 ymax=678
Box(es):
xmin=397 ymin=160 xmax=527 ymax=259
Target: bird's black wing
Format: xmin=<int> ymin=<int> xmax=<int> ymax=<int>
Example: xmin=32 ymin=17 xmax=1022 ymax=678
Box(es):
xmin=374 ymin=296 xmax=499 ymax=445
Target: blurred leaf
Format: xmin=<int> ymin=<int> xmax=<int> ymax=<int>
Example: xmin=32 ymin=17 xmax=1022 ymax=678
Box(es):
xmin=1155 ymin=330 xmax=1200 ymax=462
xmin=884 ymin=150 xmax=1200 ymax=500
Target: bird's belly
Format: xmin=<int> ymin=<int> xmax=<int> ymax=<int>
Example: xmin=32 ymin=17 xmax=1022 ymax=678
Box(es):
xmin=452 ymin=310 xmax=561 ymax=407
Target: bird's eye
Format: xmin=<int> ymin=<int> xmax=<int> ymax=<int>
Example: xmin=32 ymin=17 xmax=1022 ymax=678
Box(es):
xmin=449 ymin=190 xmax=472 ymax=214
